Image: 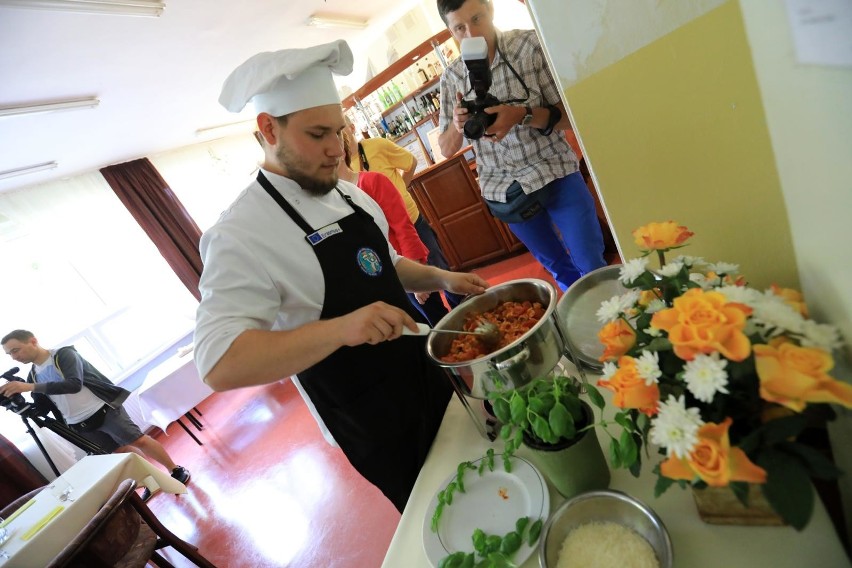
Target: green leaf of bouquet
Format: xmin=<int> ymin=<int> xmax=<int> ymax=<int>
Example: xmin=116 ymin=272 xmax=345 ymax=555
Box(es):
xmin=777 ymin=441 xmax=843 ymax=480
xmin=459 ymin=553 xmax=475 ymax=568
xmin=438 ymin=551 xmax=468 ymax=568
xmin=609 ymin=437 xmax=622 ymax=468
xmin=619 ymin=429 xmax=638 ymax=467
xmin=472 ymin=528 xmax=487 ymax=554
xmin=761 ymin=414 xmax=808 ymax=445
xmin=729 ymin=481 xmax=750 ymax=507
xmin=614 ymin=411 xmax=632 ymax=429
xmin=585 ymin=383 xmax=605 ymax=409
xmin=645 ymin=337 xmax=673 ymax=352
xmin=485 ymin=534 xmax=502 ymax=554
xmin=654 ymin=474 xmax=677 ymax=497
xmin=759 ymin=449 xmax=814 ymax=530
xmin=503 ymin=452 xmax=513 ymax=473
xmin=516 ymin=516 xmax=529 ymax=535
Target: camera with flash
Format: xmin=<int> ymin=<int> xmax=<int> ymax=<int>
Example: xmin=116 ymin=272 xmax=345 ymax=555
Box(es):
xmin=459 ymin=37 xmax=501 ymax=140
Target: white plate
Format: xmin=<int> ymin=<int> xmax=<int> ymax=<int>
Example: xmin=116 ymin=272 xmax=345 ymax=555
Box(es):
xmin=422 ymin=454 xmax=550 ymax=567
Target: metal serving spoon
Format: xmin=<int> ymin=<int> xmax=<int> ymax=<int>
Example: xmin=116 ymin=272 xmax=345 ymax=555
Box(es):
xmin=402 ymin=321 xmax=502 ymax=346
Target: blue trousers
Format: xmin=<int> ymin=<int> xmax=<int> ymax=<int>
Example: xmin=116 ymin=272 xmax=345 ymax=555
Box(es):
xmin=507 ymin=172 xmax=606 ymax=291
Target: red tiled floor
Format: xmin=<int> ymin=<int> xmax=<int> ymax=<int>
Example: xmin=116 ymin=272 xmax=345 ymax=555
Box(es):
xmin=144 ymin=252 xmax=559 ymax=568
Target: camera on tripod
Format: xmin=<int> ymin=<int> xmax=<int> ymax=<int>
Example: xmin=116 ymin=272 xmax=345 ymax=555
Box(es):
xmin=0 ymin=367 xmax=35 ymax=415
xmin=459 ymin=37 xmax=502 ymax=140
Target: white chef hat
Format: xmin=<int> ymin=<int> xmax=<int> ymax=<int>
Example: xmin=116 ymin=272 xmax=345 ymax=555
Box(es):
xmin=218 ymin=39 xmax=354 ymax=116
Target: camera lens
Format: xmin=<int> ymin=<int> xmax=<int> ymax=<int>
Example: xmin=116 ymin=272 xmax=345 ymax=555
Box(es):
xmin=464 ymin=111 xmax=494 ymax=140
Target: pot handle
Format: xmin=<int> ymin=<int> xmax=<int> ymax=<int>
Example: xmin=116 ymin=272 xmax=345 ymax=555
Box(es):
xmin=493 ymin=346 xmax=530 ymax=370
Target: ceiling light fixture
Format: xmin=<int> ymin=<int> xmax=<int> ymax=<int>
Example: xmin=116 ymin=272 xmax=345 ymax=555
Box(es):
xmin=0 ymin=161 xmax=58 ymax=181
xmin=195 ymin=120 xmax=256 ymax=138
xmin=0 ymin=0 xmax=164 ymax=17
xmin=0 ymin=97 xmax=100 ymax=118
xmin=305 ymin=14 xmax=368 ymax=30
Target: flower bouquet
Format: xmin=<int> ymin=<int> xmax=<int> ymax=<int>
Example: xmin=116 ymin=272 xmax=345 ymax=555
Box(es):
xmin=595 ymin=221 xmax=852 ymax=529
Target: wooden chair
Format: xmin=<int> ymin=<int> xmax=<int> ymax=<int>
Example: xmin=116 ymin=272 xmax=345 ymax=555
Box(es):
xmin=47 ymin=478 xmax=217 ymax=568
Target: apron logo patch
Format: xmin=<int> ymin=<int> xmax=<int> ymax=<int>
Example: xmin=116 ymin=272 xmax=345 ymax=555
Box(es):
xmin=306 ymin=223 xmax=342 ymax=246
xmin=356 ymin=247 xmax=383 ymax=276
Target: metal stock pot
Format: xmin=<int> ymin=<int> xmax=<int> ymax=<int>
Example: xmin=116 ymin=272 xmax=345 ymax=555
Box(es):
xmin=425 ymin=278 xmax=565 ymax=399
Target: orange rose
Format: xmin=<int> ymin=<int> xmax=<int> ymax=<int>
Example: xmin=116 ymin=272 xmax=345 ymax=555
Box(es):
xmin=770 ymin=284 xmax=809 ymax=317
xmin=598 ymin=319 xmax=636 ymax=362
xmin=660 ymin=418 xmax=767 ymax=486
xmin=597 ymin=356 xmax=660 ymax=416
xmin=651 ymin=288 xmax=752 ymax=362
xmin=754 ymin=343 xmax=852 ymax=412
xmin=632 ymin=221 xmax=694 ymax=251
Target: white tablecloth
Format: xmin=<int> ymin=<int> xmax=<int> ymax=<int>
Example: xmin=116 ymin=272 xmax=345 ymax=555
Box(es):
xmin=0 ymin=453 xmax=186 ymax=567
xmin=383 ymin=384 xmax=850 ymax=567
xmin=137 ymin=353 xmax=213 ymax=432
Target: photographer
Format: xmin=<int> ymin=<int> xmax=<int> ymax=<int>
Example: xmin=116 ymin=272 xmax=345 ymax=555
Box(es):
xmin=436 ymin=0 xmax=607 ymax=290
xmin=1 ymin=330 xmax=190 ymax=499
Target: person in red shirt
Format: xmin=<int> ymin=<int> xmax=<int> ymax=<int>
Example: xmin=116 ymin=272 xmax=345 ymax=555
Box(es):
xmin=338 ymin=130 xmax=452 ymax=325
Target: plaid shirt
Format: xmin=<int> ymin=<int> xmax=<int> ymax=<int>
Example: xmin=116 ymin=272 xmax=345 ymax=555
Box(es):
xmin=439 ymin=29 xmax=578 ymax=202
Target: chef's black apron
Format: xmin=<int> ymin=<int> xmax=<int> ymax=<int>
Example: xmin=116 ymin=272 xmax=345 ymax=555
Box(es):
xmin=258 ymin=172 xmax=452 ymax=511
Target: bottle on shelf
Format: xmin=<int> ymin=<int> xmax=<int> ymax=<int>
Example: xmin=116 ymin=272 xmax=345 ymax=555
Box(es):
xmin=417 ymin=64 xmax=429 ymax=84
xmin=427 ymin=60 xmax=438 ymax=79
xmin=391 ymin=81 xmax=404 ymax=101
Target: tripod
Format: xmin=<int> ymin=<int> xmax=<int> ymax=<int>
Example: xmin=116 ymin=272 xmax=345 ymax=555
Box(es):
xmin=18 ymin=409 xmax=107 ymax=477
xmin=1 ymin=376 xmax=107 ymax=477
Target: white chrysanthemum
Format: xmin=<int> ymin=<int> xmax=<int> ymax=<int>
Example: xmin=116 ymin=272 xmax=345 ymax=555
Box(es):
xmin=645 ymin=299 xmax=667 ymax=314
xmin=657 ymin=261 xmax=684 ymax=278
xmin=799 ymin=320 xmax=843 ymax=351
xmin=689 ymin=272 xmax=713 ymax=290
xmin=636 ymin=351 xmax=662 ymax=385
xmin=752 ymin=295 xmax=805 ymax=336
xmin=596 ymin=295 xmax=623 ymax=324
xmin=707 ymin=261 xmax=740 ymax=275
xmin=673 ymin=255 xmax=706 ymax=268
xmin=618 ymin=290 xmax=641 ymax=311
xmin=682 ymin=353 xmax=729 ymax=403
xmin=619 ymin=257 xmax=649 ymax=285
xmin=645 ymin=325 xmax=663 ymax=337
xmin=601 ymin=361 xmax=618 ymax=380
xmin=716 ymin=285 xmax=762 ymax=307
xmin=649 ymin=395 xmax=704 ymax=458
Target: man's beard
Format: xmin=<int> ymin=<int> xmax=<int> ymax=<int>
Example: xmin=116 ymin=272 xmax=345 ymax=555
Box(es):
xmin=275 ymin=144 xmax=338 ymax=196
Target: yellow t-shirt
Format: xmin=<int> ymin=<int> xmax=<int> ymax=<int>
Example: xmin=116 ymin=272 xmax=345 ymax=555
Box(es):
xmin=353 ymin=137 xmax=420 ymax=224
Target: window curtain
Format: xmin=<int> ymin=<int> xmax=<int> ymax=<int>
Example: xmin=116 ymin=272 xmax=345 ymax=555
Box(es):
xmin=100 ymin=158 xmax=203 ymax=301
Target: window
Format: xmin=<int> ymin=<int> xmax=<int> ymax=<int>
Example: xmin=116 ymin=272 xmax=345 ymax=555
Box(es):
xmin=0 ymin=171 xmax=197 ymax=381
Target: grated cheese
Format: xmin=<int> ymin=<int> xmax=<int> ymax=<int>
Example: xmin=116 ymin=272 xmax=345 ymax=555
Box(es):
xmin=556 ymin=521 xmax=659 ymax=568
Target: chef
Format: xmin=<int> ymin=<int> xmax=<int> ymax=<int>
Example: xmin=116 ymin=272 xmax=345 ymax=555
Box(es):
xmin=194 ymin=39 xmax=489 ymax=511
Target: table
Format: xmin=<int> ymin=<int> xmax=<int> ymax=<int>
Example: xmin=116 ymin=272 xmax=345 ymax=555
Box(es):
xmin=382 ymin=394 xmax=850 ymax=567
xmin=0 ymin=453 xmax=186 ymax=567
xmin=137 ymin=352 xmax=214 ymax=444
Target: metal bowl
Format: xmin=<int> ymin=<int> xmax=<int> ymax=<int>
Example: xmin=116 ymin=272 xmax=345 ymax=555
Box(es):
xmin=556 ymin=265 xmax=627 ymax=373
xmin=539 ymin=489 xmax=673 ymax=568
xmin=425 ymin=278 xmax=564 ymax=399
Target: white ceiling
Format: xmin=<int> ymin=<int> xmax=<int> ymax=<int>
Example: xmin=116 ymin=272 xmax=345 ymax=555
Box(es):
xmin=0 ymin=0 xmax=424 ymax=193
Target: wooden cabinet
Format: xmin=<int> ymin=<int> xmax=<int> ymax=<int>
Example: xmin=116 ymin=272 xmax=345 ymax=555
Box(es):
xmin=409 ymin=153 xmax=524 ymax=271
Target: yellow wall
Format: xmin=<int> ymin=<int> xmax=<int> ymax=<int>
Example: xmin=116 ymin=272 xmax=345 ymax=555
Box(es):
xmin=533 ymin=1 xmax=797 ymax=289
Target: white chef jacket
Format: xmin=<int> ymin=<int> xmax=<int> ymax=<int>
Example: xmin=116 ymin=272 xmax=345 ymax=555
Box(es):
xmin=194 ymin=168 xmax=401 ymax=444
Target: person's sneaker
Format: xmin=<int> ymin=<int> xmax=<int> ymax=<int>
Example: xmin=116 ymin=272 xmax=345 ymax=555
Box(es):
xmin=139 ymin=487 xmax=153 ymax=502
xmin=171 ymin=466 xmax=191 ymax=485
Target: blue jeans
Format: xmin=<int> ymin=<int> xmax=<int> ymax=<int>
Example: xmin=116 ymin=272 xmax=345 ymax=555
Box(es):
xmin=507 ymin=172 xmax=606 ymax=291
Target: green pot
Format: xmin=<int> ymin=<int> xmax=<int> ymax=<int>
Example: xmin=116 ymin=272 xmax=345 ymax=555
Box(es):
xmin=522 ymin=402 xmax=611 ymax=498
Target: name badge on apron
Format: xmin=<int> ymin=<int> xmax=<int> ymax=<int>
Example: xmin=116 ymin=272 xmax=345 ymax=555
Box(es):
xmin=306 ymin=223 xmax=343 ymax=246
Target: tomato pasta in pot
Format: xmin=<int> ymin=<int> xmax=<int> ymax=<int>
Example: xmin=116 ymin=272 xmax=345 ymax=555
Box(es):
xmin=440 ymin=300 xmax=546 ymax=362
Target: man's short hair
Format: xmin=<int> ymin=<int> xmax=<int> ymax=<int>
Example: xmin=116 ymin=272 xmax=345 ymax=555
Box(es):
xmin=2 ymin=329 xmax=34 ymax=345
xmin=437 ymin=0 xmax=489 ymax=25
